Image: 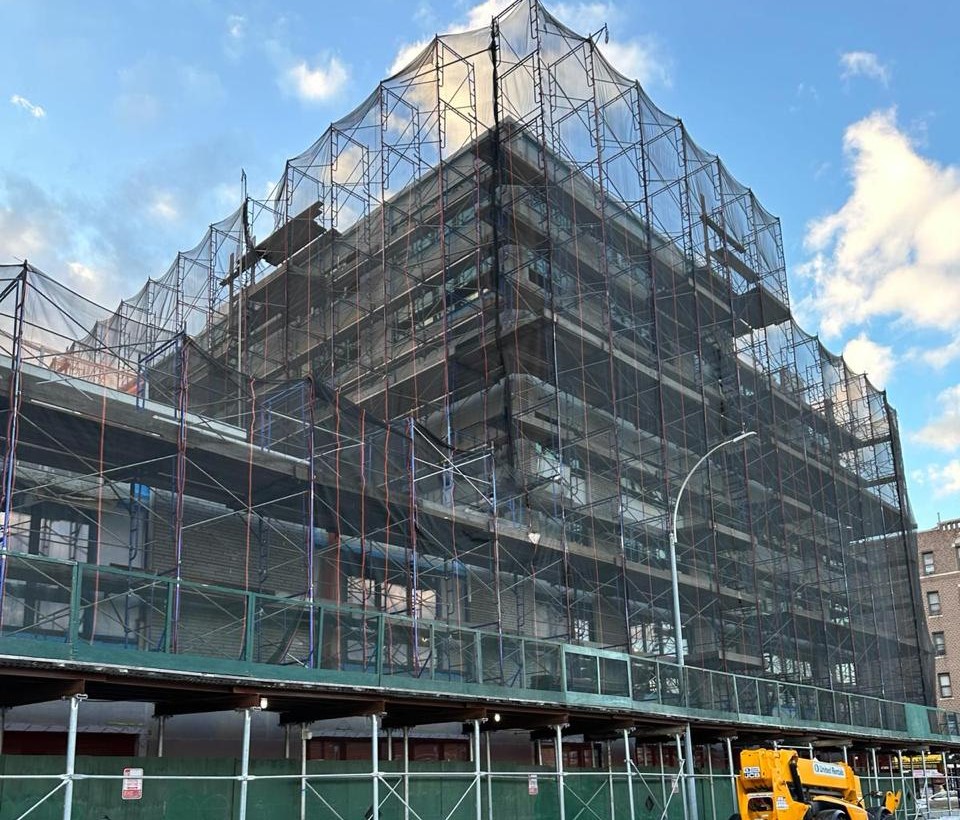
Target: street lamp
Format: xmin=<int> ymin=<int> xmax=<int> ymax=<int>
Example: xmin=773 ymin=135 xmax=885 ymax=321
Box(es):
xmin=669 ymin=429 xmax=756 ymax=820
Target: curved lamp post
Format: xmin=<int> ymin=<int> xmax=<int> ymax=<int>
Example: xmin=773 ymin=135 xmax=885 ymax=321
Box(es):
xmin=669 ymin=429 xmax=756 ymax=820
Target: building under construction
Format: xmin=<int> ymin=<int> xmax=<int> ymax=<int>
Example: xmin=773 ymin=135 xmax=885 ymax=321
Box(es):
xmin=0 ymin=2 xmax=954 ymax=818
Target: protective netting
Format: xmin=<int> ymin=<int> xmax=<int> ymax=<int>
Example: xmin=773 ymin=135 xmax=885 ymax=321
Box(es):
xmin=0 ymin=0 xmax=932 ymax=707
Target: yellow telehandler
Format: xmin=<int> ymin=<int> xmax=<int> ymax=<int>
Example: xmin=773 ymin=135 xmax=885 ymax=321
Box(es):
xmin=732 ymin=748 xmax=901 ymax=820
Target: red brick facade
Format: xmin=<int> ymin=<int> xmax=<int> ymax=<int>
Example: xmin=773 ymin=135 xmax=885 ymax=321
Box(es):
xmin=919 ymin=518 xmax=960 ymax=706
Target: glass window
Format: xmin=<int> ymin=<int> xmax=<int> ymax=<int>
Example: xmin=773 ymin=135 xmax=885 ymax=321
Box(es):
xmin=834 ymin=662 xmax=857 ymax=686
xmin=939 ymin=672 xmax=953 ymax=699
xmin=923 ymin=551 xmax=936 ymax=575
xmin=928 ymin=590 xmax=942 ymax=615
xmin=955 ymin=544 xmax=960 ymax=571
xmin=934 ymin=631 xmax=947 ymax=656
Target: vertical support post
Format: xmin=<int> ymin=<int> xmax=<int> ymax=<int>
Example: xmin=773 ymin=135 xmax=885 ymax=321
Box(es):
xmin=920 ymin=748 xmax=930 ymax=806
xmin=372 ymin=713 xmax=381 ymax=820
xmin=156 ymin=715 xmax=166 ymax=758
xmin=487 ymin=444 xmax=506 ymax=681
xmin=606 ymin=740 xmax=616 ymax=819
xmin=0 ymin=267 xmax=27 ymax=625
xmin=170 ymin=335 xmax=189 ymax=652
xmin=387 ymin=728 xmax=393 ymax=762
xmin=842 ymin=745 xmax=849 ymax=766
xmin=300 ymin=725 xmax=309 ymax=820
xmin=707 ymin=741 xmax=717 ymax=820
xmin=870 ymin=748 xmax=880 ymax=803
xmin=403 ymin=726 xmax=410 ymax=820
xmin=668 ymin=434 xmax=754 ymax=820
xmin=0 ymin=707 xmax=6 ymax=756
xmin=535 ymin=739 xmax=543 ymax=766
xmin=62 ymin=693 xmax=86 ymax=820
xmin=682 ymin=723 xmax=697 ymax=814
xmin=947 ymin=751 xmax=954 ymax=812
xmin=623 ymin=730 xmax=637 ymax=820
xmin=473 ymin=719 xmax=483 ymax=820
xmin=284 ymin=724 xmax=291 ymax=760
xmin=554 ymin=724 xmax=567 ymax=820
xmin=897 ymin=750 xmax=907 ymax=818
xmin=305 ymin=379 xmax=317 ymax=668
xmin=238 ymin=707 xmax=254 ymax=820
xmin=676 ymin=733 xmax=689 ymax=820
xmin=659 ymin=742 xmax=668 ymax=811
xmin=486 ymin=731 xmax=494 ymax=820
xmin=725 ymin=737 xmax=737 ymax=808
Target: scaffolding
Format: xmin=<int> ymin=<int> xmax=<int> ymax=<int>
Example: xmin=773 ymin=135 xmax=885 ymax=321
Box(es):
xmin=0 ymin=694 xmax=947 ymax=820
xmin=0 ymin=0 xmax=945 ymax=786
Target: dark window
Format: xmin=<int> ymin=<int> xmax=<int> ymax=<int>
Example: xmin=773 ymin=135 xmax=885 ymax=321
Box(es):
xmin=2 ymin=731 xmax=137 ymax=756
xmin=933 ymin=631 xmax=947 ymax=656
xmin=923 ymin=551 xmax=936 ymax=575
xmin=928 ymin=591 xmax=942 ymax=615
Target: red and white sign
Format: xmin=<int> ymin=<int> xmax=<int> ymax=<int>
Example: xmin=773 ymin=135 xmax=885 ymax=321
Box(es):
xmin=122 ymin=767 xmax=143 ymax=800
xmin=528 ymin=774 xmax=538 ymax=796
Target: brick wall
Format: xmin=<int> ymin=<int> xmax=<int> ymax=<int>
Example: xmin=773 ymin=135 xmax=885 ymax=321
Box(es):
xmin=918 ymin=518 xmax=960 ymax=706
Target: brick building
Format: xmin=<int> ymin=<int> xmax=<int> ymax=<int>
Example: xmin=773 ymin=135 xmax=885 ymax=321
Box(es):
xmin=920 ymin=518 xmax=960 ymax=705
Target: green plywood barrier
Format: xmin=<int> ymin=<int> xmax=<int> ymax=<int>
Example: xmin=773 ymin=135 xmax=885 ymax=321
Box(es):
xmin=0 ymin=756 xmax=721 ymax=820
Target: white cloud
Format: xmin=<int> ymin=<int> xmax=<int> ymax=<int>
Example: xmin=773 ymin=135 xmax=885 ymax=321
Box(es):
xmin=841 ymin=333 xmax=894 ymax=389
xmin=224 ymin=14 xmax=247 ymax=59
xmin=601 ymin=37 xmax=669 ymax=87
xmin=462 ymin=0 xmax=514 ymax=29
xmin=388 ymin=0 xmax=512 ymax=75
xmin=10 ymin=94 xmax=45 ymax=119
xmin=916 ymin=384 xmax=960 ymax=452
xmin=840 ymin=51 xmax=890 ymax=86
xmin=226 ymin=14 xmax=246 ymax=40
xmin=285 ymin=56 xmax=349 ymax=102
xmin=388 ymin=0 xmax=669 ymax=88
xmin=67 ymin=261 xmax=98 ymax=282
xmin=797 ymin=109 xmax=960 ymax=348
xmin=552 ymin=2 xmax=669 ymax=86
xmin=149 ymin=191 xmax=179 ymax=222
xmin=919 ymin=460 xmax=960 ymax=498
xmin=388 ymin=40 xmax=431 ymax=77
xmin=920 ymin=336 xmax=960 ymax=370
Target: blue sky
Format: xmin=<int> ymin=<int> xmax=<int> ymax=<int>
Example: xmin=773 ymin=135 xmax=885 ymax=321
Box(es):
xmin=2 ymin=0 xmax=959 ymax=529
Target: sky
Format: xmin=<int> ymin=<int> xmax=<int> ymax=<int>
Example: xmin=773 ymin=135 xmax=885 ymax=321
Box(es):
xmin=1 ymin=0 xmax=959 ymax=529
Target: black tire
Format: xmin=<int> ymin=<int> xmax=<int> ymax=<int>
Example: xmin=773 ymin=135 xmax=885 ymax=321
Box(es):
xmin=815 ymin=811 xmax=846 ymax=820
xmin=728 ymin=814 xmax=742 ymax=820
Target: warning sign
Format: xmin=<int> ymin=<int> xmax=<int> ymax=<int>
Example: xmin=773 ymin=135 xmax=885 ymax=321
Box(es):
xmin=122 ymin=767 xmax=143 ymax=800
xmin=528 ymin=774 xmax=538 ymax=795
